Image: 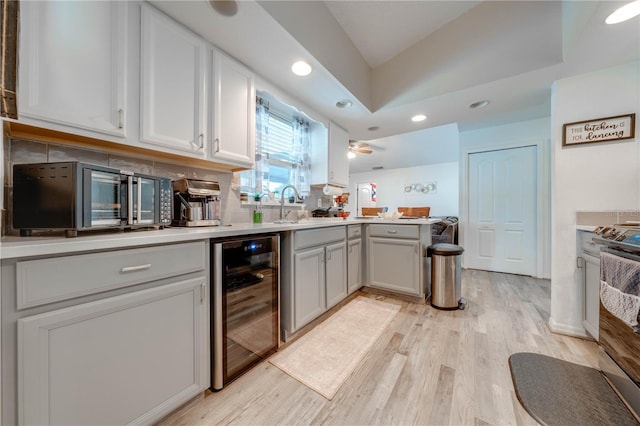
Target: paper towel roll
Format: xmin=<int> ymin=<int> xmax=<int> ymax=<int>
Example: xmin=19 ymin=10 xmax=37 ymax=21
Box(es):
xmin=323 ymin=185 xmax=343 ymax=196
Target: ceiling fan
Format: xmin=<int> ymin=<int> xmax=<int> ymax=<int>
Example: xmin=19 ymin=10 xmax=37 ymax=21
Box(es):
xmin=349 ymin=140 xmax=373 ymax=154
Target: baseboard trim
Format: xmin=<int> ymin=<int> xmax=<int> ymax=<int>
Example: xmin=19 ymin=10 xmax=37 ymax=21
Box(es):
xmin=548 ymin=317 xmax=591 ymax=339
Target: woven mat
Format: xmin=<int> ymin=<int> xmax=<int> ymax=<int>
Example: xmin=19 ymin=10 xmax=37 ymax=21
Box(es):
xmin=269 ymin=296 xmax=400 ymax=400
xmin=509 ymin=352 xmax=639 ymax=426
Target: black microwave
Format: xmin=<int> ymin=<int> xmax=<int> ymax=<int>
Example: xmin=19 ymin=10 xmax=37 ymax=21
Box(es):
xmin=13 ymin=162 xmax=172 ymax=237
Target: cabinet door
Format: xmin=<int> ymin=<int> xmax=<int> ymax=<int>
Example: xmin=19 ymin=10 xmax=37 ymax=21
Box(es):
xmin=368 ymin=237 xmax=421 ymax=295
xmin=19 ymin=1 xmax=126 ymax=136
xmin=18 ymin=277 xmax=208 ymax=425
xmin=583 ymin=255 xmax=600 ymax=340
xmin=211 ymin=51 xmax=255 ymax=167
xmin=328 ymin=122 xmax=349 ymax=187
xmin=294 ymin=247 xmax=326 ymax=329
xmin=140 ymin=4 xmax=206 ymax=155
xmin=347 ymin=239 xmax=362 ymax=294
xmin=326 ymin=241 xmax=347 ymax=309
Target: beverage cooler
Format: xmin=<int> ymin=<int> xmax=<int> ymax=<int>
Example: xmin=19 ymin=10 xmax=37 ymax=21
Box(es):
xmin=211 ymin=234 xmax=279 ymax=390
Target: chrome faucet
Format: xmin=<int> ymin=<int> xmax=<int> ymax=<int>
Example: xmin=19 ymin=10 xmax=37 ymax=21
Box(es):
xmin=279 ymin=185 xmax=301 ymax=221
xmin=258 ymin=192 xmax=270 ymax=203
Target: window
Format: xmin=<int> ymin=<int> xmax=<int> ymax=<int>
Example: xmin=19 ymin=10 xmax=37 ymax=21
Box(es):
xmin=264 ymin=113 xmax=295 ymax=193
xmin=237 ymin=96 xmax=311 ymax=198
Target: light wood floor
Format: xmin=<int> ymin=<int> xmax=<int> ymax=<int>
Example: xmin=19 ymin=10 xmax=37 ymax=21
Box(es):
xmin=160 ymin=269 xmax=599 ymax=425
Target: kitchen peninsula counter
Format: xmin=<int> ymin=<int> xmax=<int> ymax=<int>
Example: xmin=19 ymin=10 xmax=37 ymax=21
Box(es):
xmin=0 ymin=218 xmax=439 ymax=259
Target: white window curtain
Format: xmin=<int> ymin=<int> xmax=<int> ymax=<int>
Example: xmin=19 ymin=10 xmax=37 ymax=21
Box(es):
xmin=236 ymin=98 xmax=270 ymax=194
xmin=290 ymin=117 xmax=311 ymax=196
xmin=254 ymin=98 xmax=270 ymax=193
xmin=236 ymin=97 xmax=312 ymax=198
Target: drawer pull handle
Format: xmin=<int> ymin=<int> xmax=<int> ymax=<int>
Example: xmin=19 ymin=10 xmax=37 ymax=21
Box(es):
xmin=387 ymin=230 xmax=397 ymax=234
xmin=121 ymin=264 xmax=152 ymax=273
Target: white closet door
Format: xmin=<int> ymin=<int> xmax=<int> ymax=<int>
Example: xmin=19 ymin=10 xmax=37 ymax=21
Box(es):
xmin=467 ymin=146 xmax=536 ymax=275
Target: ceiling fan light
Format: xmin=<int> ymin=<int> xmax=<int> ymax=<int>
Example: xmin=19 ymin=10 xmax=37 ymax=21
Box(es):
xmin=348 ymin=151 xmax=356 ymax=159
xmin=606 ymin=0 xmax=640 ymax=24
xmin=411 ymin=114 xmax=427 ymax=122
xmin=291 ymin=61 xmax=312 ymax=76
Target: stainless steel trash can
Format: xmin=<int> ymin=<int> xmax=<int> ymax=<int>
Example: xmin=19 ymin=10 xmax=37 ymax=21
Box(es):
xmin=427 ymin=243 xmax=464 ymax=310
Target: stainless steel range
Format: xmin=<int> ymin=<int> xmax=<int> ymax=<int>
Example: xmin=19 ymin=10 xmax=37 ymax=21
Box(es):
xmin=594 ymin=224 xmax=640 ymax=418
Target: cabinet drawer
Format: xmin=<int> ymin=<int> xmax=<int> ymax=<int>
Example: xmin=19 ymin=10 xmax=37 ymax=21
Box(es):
xmin=347 ymin=224 xmax=362 ymax=239
xmin=295 ymin=226 xmax=345 ymax=250
xmin=16 ymin=241 xmax=206 ymax=309
xmin=368 ymin=224 xmax=419 ymax=239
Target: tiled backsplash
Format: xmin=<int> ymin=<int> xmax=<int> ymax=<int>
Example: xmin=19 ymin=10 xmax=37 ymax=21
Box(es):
xmin=2 ymin=137 xmax=336 ymax=235
xmin=576 ymin=210 xmax=640 ymax=226
xmin=2 ymin=137 xmax=233 ymax=235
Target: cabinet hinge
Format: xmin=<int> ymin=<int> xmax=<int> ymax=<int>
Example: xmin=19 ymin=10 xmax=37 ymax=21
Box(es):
xmin=200 ymin=283 xmax=206 ymax=304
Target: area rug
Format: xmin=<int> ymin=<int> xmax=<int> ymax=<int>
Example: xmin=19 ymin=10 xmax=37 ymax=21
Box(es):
xmin=269 ymin=296 xmax=400 ymax=400
xmin=509 ymin=352 xmax=639 ymax=426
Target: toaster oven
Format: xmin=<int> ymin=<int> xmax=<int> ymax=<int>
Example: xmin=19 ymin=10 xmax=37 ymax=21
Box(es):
xmin=13 ymin=162 xmax=172 ymax=237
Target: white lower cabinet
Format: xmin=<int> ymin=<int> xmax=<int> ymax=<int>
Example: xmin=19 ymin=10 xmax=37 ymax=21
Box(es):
xmin=1 ymin=241 xmax=209 ymax=426
xmin=347 ymin=238 xmax=362 ymax=294
xmin=578 ymin=230 xmax=600 ymax=340
xmin=583 ymin=255 xmax=600 ymax=339
xmin=18 ymin=276 xmax=208 ymax=426
xmin=325 ymin=242 xmax=348 ymax=309
xmin=292 ymin=241 xmax=347 ymax=328
xmin=368 ymin=237 xmax=421 ymax=295
xmin=281 ymin=226 xmax=347 ymax=339
xmin=366 ymin=223 xmax=430 ymax=298
xmin=293 ymin=247 xmax=327 ymax=328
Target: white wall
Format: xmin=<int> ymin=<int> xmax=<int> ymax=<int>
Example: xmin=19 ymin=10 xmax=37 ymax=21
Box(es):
xmin=550 ymin=60 xmax=640 ymax=337
xmin=459 ymin=117 xmax=550 ymax=149
xmin=347 ymin=162 xmax=459 ymax=216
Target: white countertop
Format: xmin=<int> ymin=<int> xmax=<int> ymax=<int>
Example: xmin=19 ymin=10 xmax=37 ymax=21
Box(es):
xmin=576 ymin=225 xmax=597 ymax=232
xmin=0 ymin=218 xmax=439 ymax=260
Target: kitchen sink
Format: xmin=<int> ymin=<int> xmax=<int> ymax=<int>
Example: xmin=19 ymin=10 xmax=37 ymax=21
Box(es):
xmin=272 ymin=219 xmax=299 ymax=224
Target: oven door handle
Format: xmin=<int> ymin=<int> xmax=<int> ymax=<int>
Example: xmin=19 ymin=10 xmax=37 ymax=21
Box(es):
xmin=127 ymin=175 xmax=134 ymax=225
xmin=136 ymin=177 xmax=142 ymax=223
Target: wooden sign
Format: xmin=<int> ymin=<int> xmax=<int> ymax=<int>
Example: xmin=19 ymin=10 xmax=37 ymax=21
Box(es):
xmin=563 ymin=114 xmax=635 ymax=146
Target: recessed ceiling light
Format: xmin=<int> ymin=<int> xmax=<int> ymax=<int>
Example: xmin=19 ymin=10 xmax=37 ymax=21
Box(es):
xmin=606 ymin=0 xmax=640 ymax=24
xmin=368 ymin=126 xmax=380 ymax=131
xmin=469 ymin=100 xmax=490 ymax=109
xmin=411 ymin=114 xmax=427 ymax=122
xmin=347 ymin=151 xmax=356 ymax=159
xmin=208 ymin=0 xmax=238 ymax=17
xmin=291 ymin=61 xmax=312 ymax=76
xmin=336 ymin=99 xmax=353 ymax=109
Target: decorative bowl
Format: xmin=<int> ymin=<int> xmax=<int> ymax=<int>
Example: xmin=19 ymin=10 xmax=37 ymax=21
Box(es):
xmin=377 ymin=211 xmax=404 ymax=219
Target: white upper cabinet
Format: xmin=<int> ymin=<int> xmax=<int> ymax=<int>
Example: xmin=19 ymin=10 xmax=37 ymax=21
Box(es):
xmin=140 ymin=4 xmax=206 ymax=156
xmin=328 ymin=122 xmax=349 ymax=187
xmin=19 ymin=1 xmax=127 ymax=137
xmin=18 ymin=1 xmax=255 ymax=169
xmin=210 ymin=50 xmax=255 ymax=167
xmin=311 ymin=121 xmax=349 ymax=187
